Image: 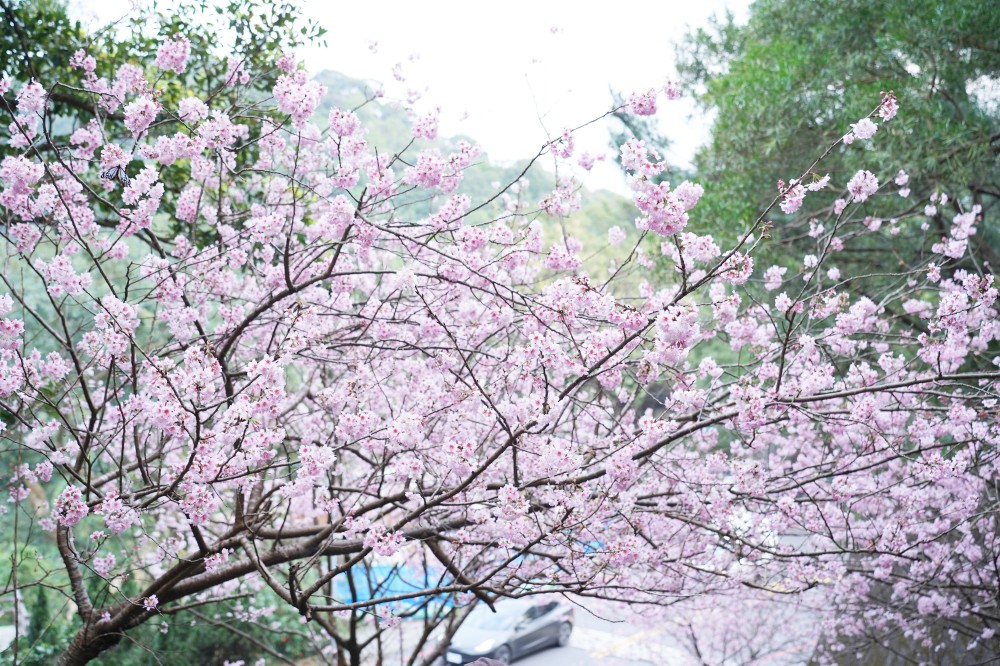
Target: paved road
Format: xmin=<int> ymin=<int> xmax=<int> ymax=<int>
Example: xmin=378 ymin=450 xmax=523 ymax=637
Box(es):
xmin=432 ymin=605 xmax=698 ymax=666
xmin=0 ymin=626 xmax=15 ymax=653
xmin=511 ymin=605 xmax=696 ymax=666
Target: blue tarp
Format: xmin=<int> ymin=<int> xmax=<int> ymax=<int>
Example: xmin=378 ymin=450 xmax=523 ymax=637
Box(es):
xmin=333 ymin=564 xmax=455 ymax=614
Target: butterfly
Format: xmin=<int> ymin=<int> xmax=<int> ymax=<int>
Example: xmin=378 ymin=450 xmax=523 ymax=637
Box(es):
xmin=100 ymin=166 xmax=131 ymax=188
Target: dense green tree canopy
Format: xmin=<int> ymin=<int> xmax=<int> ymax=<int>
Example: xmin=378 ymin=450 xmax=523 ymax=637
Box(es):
xmin=675 ymin=0 xmax=999 ymax=257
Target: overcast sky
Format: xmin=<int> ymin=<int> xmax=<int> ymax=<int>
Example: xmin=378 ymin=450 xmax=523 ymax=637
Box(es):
xmin=71 ymin=0 xmax=749 ymax=193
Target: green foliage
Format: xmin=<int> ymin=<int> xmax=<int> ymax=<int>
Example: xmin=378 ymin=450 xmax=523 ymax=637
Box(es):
xmin=0 ymin=0 xmax=85 ymax=83
xmin=2 ymin=0 xmax=326 ymax=101
xmin=567 ymin=190 xmax=637 ymax=275
xmin=674 ymin=0 xmax=1000 ymax=255
xmin=24 ymin=588 xmax=47 ymax=647
xmin=0 ymin=586 xmax=78 ymax=666
xmin=89 ymin=601 xmax=314 ymax=666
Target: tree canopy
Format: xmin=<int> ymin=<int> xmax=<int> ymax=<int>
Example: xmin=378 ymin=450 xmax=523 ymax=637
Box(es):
xmin=675 ymin=0 xmax=999 ymax=257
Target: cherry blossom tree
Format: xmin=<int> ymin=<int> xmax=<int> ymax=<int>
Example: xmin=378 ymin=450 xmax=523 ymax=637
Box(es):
xmin=1 ymin=9 xmax=998 ymax=666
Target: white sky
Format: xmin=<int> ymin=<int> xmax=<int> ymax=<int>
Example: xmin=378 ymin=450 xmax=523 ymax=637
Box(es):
xmin=70 ymin=0 xmax=749 ymax=194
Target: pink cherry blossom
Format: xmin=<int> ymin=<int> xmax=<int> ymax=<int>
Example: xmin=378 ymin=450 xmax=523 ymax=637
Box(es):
xmin=608 ymin=226 xmax=626 ymax=246
xmin=93 ymin=553 xmax=116 ymax=577
xmin=96 ymin=490 xmax=140 ymax=534
xmin=54 ymin=485 xmax=89 ymax=526
xmin=224 ymin=57 xmax=250 ymax=86
xmin=879 ymin=91 xmax=898 ymax=120
xmin=780 ymin=181 xmax=806 ymax=214
xmin=627 ymin=88 xmax=658 ymax=116
xmin=155 ymin=35 xmax=191 ymax=74
xmin=847 ymin=169 xmax=879 ymax=202
xmin=16 ymin=79 xmax=46 ymax=114
xmin=328 ymin=107 xmax=361 ymax=136
xmin=851 ymin=117 xmax=878 ymax=140
xmin=125 ymin=95 xmax=159 ymax=136
xmin=177 ymin=97 xmax=209 ymax=122
xmin=273 ymin=71 xmax=325 ymax=127
xmin=411 ymin=107 xmax=440 ymax=140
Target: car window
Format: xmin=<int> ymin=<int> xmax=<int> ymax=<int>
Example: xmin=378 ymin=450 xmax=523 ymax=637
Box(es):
xmin=466 ymin=605 xmax=522 ymax=630
xmin=521 ymin=602 xmax=557 ymax=623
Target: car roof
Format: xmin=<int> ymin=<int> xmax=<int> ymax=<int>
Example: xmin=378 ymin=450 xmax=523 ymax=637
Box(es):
xmin=477 ymin=597 xmax=561 ymax=613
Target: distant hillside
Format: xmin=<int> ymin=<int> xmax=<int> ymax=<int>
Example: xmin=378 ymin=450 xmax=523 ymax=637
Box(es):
xmin=313 ymin=70 xmax=552 ymax=209
xmin=313 ymin=70 xmax=635 ymax=257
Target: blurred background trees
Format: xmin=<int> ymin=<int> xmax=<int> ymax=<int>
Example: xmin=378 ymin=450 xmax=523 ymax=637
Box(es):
xmin=670 ymin=0 xmax=999 ymax=259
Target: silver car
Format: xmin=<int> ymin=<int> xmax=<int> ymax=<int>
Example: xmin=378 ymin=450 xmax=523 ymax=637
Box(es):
xmin=444 ymin=598 xmax=574 ymax=664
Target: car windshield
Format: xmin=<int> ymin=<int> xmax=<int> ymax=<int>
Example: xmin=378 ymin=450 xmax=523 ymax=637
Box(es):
xmin=464 ymin=604 xmax=524 ymax=630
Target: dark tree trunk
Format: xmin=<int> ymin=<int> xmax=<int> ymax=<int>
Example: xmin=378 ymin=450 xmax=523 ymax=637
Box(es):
xmin=55 ymin=629 xmax=123 ymax=666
